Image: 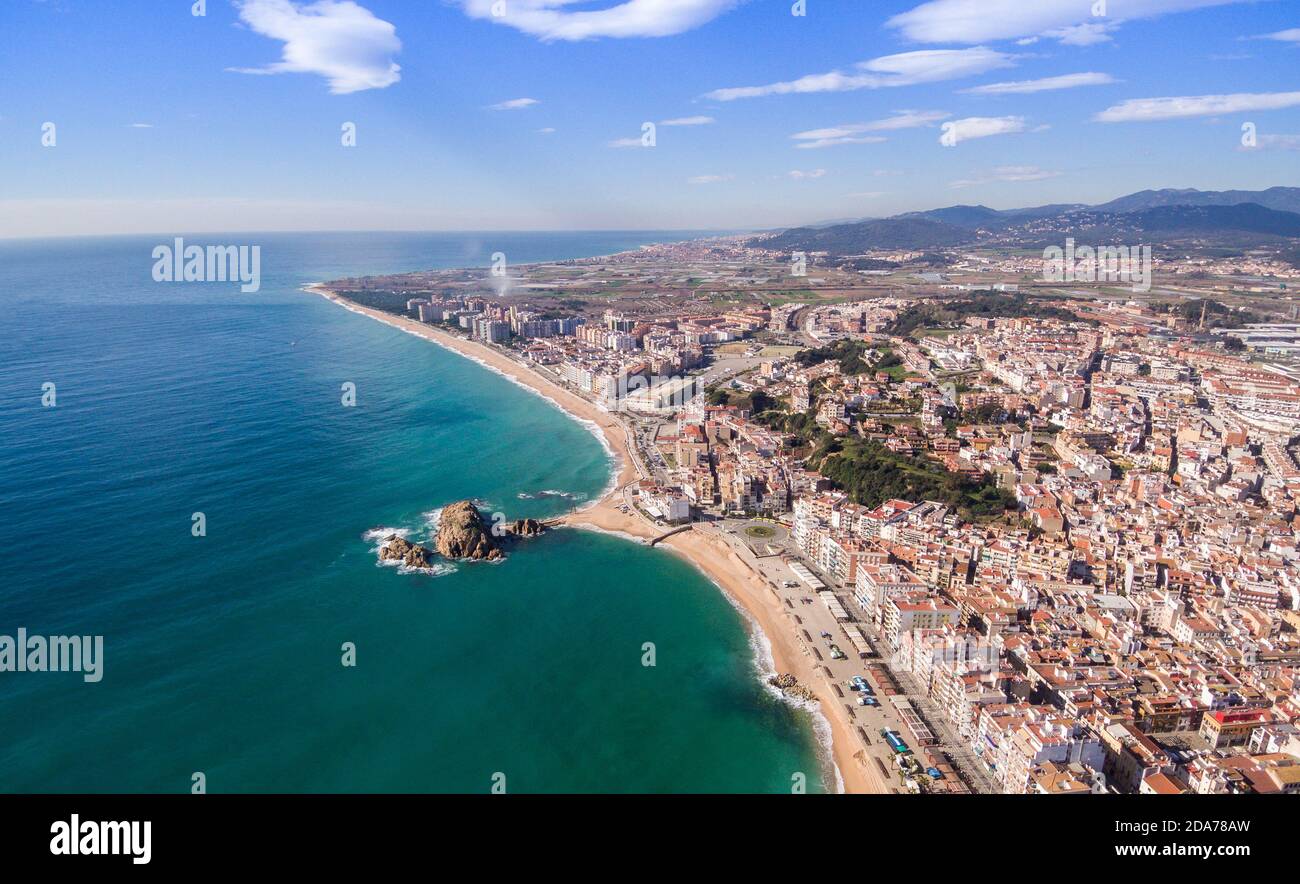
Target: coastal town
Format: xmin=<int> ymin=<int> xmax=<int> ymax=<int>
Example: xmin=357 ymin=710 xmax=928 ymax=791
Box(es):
xmin=320 ymin=236 xmax=1300 ymax=796
xmin=18 ymin=0 xmax=1300 ymax=864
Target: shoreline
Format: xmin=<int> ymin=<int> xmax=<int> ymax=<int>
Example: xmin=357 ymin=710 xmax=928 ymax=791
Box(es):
xmin=307 ymin=283 xmax=884 ymax=794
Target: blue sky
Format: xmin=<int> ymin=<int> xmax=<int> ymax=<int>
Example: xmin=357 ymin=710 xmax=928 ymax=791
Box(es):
xmin=0 ymin=0 xmax=1297 ymax=236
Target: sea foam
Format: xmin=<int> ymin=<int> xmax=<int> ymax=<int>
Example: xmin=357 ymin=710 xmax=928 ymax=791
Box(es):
xmin=677 ymin=558 xmax=846 ymax=795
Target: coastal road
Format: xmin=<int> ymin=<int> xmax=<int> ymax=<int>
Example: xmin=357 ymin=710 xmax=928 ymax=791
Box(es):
xmin=496 ymin=341 xmax=948 ymax=791
xmin=700 ymin=522 xmax=915 ymax=794
xmin=715 ymin=519 xmax=994 ymax=794
xmin=413 ymin=326 xmax=969 ymax=792
xmin=869 ymin=632 xmax=1001 ymax=795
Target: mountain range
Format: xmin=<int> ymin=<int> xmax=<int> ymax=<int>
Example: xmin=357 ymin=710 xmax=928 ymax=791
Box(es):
xmin=761 ymin=187 xmax=1300 ymax=254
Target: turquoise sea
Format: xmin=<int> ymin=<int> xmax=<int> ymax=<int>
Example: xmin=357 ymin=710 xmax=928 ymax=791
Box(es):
xmin=0 ymin=232 xmax=833 ymax=793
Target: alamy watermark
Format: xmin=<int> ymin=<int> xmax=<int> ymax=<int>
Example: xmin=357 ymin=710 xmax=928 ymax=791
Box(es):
xmin=1 ymin=628 xmax=103 ymax=682
xmin=50 ymin=815 xmax=150 ymax=865
xmin=600 ymin=373 xmax=699 ymax=414
xmin=889 ymin=632 xmax=999 ymax=686
xmin=1042 ymin=238 xmax=1151 ymax=293
xmin=152 ymin=237 xmax=261 ymax=293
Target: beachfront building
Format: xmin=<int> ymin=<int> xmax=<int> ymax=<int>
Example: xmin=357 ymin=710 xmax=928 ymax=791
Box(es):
xmin=854 ymin=564 xmax=929 ymax=624
xmin=643 ymin=492 xmax=692 ymax=524
xmin=475 ymin=319 xmax=512 ymax=344
xmin=881 ymin=594 xmax=960 ymax=648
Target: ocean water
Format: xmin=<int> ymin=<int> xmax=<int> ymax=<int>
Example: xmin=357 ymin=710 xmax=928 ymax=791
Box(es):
xmin=0 ymin=232 xmax=832 ymax=793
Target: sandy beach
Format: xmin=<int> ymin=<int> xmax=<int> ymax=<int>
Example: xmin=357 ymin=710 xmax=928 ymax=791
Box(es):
xmin=309 ymin=283 xmax=884 ymax=794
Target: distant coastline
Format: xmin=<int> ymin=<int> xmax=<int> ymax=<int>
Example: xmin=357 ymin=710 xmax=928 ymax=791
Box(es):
xmin=307 ymin=281 xmax=886 ymax=794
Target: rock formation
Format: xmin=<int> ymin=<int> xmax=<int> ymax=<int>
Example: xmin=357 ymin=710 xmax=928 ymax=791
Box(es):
xmin=378 ymin=535 xmax=436 ymax=570
xmin=504 ymin=517 xmax=545 ymax=539
xmin=768 ymin=673 xmax=817 ymax=702
xmin=374 ymin=502 xmax=547 ymax=572
xmin=435 ymin=500 xmax=504 ymax=561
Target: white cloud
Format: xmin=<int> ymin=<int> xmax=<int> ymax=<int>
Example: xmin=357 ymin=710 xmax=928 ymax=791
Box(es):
xmin=869 ymin=109 xmax=951 ymax=130
xmin=888 ymin=0 xmax=1247 ymax=45
xmin=1095 ymin=91 xmax=1300 ymax=122
xmin=229 ymin=0 xmax=401 ymax=94
xmin=792 ymin=110 xmax=948 ymax=149
xmin=537 ymin=127 xmax=556 ymax=134
xmin=688 ymin=174 xmax=733 ymax=184
xmin=1045 ymin=22 xmax=1114 ymax=46
xmin=865 ymin=49 xmax=1015 ymax=84
xmin=704 ymin=47 xmax=1014 ymax=101
xmin=128 ymin=123 xmax=154 ymax=128
xmin=788 ymin=169 xmax=827 ymax=179
xmin=939 ymin=115 xmax=1026 ymax=144
xmin=1256 ymin=28 xmax=1300 ymax=42
xmin=705 ymin=71 xmax=868 ymax=101
xmin=816 ymin=110 xmax=950 ymax=135
xmin=1254 ymin=134 xmax=1300 ymax=150
xmin=951 ymin=165 xmax=1060 ymax=187
xmin=488 ymin=97 xmax=539 ymax=110
xmin=608 ymin=137 xmax=645 ymax=148
xmin=661 ymin=115 xmax=715 ymax=126
xmin=989 ymin=164 xmax=1058 ymax=181
xmin=455 ymin=0 xmax=740 ymax=41
xmin=795 ymin=135 xmax=889 ymax=149
xmin=962 ymin=72 xmax=1115 ymax=95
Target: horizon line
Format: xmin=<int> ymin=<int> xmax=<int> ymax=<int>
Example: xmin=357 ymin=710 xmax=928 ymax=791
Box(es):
xmin=0 ymin=227 xmax=748 ymax=244
xmin=3 ymin=183 xmax=1295 ymax=242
